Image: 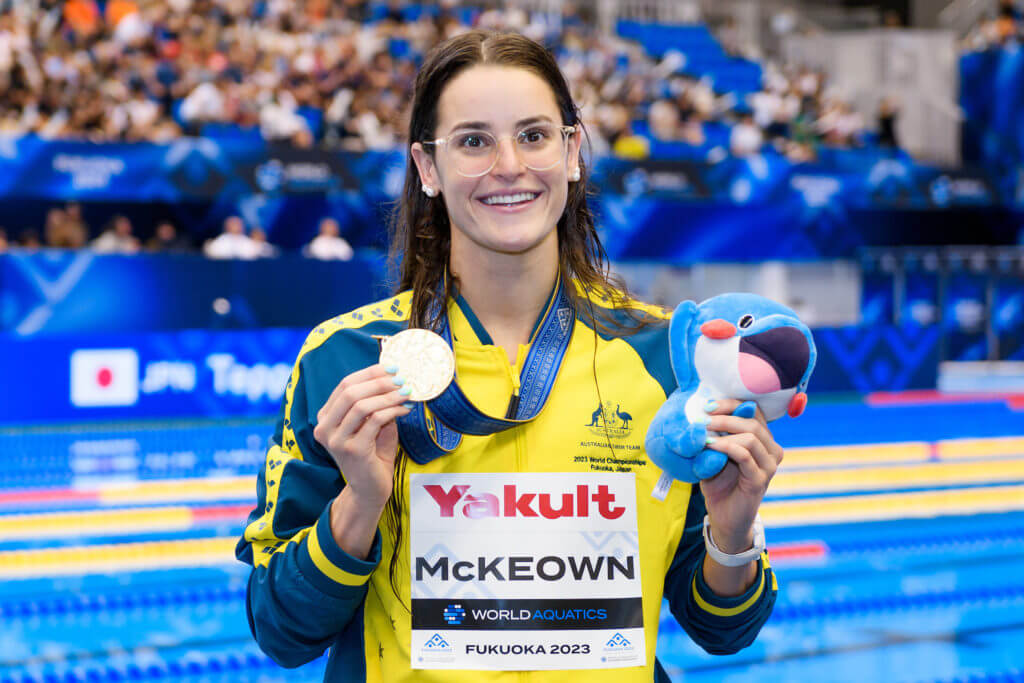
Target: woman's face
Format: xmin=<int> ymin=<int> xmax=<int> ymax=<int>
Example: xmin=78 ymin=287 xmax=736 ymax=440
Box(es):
xmin=411 ymin=65 xmax=582 ymax=263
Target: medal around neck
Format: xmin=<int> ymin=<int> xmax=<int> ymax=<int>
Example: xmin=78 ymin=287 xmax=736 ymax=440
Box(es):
xmin=395 ymin=275 xmax=574 ymax=465
xmin=378 ymin=329 xmax=455 ymax=401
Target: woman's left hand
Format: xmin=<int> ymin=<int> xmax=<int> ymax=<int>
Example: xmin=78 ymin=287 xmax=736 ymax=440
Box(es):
xmin=699 ymin=398 xmax=784 ymax=554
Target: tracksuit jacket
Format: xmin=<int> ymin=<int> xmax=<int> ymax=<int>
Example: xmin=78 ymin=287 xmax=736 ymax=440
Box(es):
xmin=236 ymin=286 xmax=777 ymax=682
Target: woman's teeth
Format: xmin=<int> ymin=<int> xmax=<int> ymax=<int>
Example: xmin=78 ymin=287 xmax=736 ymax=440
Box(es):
xmin=481 ymin=192 xmax=538 ymax=206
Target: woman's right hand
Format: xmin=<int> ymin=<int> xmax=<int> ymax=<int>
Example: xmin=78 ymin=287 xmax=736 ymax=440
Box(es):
xmin=313 ymin=364 xmax=413 ymax=511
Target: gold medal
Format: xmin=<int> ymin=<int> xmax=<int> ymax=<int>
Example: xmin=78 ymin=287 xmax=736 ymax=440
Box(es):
xmin=378 ymin=329 xmax=455 ymax=401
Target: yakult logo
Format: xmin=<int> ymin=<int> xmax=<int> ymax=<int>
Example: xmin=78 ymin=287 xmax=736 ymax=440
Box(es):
xmin=423 ymin=484 xmax=625 ymax=520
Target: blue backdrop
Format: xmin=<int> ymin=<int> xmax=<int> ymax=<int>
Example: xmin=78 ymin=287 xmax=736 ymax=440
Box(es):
xmin=0 ymin=252 xmax=384 ymax=336
xmin=961 ymin=46 xmax=1024 ymax=203
xmin=4 ymin=323 xmax=940 ymax=425
xmin=0 ymin=136 xmax=1015 ymax=263
xmin=4 ymin=328 xmax=308 ymax=424
xmin=592 ymin=154 xmax=1014 ymax=262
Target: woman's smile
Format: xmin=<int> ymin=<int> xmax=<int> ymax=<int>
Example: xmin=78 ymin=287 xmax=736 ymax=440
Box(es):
xmin=476 ymin=189 xmax=543 ymax=212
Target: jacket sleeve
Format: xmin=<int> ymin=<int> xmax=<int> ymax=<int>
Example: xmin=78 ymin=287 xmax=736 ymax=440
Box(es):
xmin=662 ymin=484 xmax=777 ymax=655
xmin=235 ymin=331 xmax=379 ymax=668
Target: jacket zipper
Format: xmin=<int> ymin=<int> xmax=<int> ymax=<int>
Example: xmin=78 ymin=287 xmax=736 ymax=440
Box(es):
xmin=504 ymin=353 xmax=526 ymax=472
xmin=505 ymin=353 xmax=528 ymax=683
xmin=503 ymin=352 xmax=522 ymax=419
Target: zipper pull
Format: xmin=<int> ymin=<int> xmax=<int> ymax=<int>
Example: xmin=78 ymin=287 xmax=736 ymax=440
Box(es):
xmin=505 ymin=362 xmax=521 ymax=419
xmin=504 ymin=391 xmax=520 ymax=420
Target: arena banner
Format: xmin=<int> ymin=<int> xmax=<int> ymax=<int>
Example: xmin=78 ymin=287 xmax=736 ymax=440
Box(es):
xmin=5 ymin=322 xmax=940 ymax=424
xmin=3 ymin=327 xmax=309 ymax=425
xmin=0 ymin=135 xmax=998 ymax=206
xmin=0 ymin=135 xmax=1014 ymax=261
xmin=592 ymin=153 xmax=1005 ymax=262
xmin=960 ymin=47 xmax=1024 ymax=201
xmin=0 ymin=252 xmax=384 ymax=336
xmin=0 ymin=136 xmax=408 ymax=202
xmin=808 ymin=324 xmax=942 ymax=394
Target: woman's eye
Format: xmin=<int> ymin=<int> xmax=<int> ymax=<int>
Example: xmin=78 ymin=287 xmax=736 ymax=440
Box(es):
xmin=457 ymin=133 xmax=490 ymax=148
xmin=738 ymin=314 xmax=755 ymax=329
xmin=519 ymin=128 xmax=549 ymax=144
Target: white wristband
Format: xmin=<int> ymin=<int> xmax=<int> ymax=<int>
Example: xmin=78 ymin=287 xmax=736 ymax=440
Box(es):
xmin=702 ymin=514 xmax=765 ymax=567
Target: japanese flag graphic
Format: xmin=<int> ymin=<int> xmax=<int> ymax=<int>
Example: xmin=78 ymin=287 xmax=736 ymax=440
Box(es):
xmin=70 ymin=349 xmax=140 ymax=407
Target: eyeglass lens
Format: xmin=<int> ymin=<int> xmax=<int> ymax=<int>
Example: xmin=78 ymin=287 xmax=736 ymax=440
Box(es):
xmin=449 ymin=124 xmax=569 ymax=177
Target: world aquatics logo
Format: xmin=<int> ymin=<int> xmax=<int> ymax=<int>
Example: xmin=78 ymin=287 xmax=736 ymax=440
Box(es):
xmin=443 ymin=604 xmax=465 ymax=625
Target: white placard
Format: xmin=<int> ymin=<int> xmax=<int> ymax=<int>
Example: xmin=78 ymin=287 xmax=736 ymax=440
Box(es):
xmin=409 ymin=472 xmax=646 ymax=670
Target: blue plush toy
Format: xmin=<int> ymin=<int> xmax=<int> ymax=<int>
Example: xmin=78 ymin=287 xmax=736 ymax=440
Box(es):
xmin=645 ymin=293 xmax=817 ymax=484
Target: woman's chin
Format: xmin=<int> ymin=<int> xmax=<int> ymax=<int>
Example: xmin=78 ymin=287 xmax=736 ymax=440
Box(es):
xmin=452 ymin=215 xmax=558 ymax=259
xmin=486 ymin=231 xmax=552 ymax=256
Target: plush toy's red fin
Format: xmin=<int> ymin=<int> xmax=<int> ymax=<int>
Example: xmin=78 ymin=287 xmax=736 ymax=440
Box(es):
xmin=788 ymin=392 xmax=807 ymax=418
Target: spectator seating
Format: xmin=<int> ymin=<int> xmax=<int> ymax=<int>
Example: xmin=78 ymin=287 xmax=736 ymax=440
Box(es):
xmin=616 ymin=20 xmax=763 ymax=97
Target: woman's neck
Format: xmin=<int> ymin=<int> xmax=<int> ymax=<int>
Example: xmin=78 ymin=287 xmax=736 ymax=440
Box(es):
xmin=450 ymin=236 xmax=559 ymax=363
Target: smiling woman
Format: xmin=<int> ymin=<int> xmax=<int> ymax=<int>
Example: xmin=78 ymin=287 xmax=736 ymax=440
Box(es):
xmin=237 ymin=29 xmax=783 ymax=683
xmin=408 ymin=63 xmax=584 ymax=351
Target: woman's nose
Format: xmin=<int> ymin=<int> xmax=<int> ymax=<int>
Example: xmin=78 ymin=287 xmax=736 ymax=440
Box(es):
xmin=491 ymin=137 xmax=525 ymax=177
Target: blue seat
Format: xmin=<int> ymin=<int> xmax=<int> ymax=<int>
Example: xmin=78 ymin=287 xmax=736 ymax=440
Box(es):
xmin=200 ymin=123 xmax=262 ymax=141
xmin=703 ymin=122 xmax=732 ymax=148
xmin=454 ymin=6 xmax=479 ymax=25
xmin=297 ymin=107 xmax=324 ymax=140
xmin=389 ymin=37 xmax=412 ymax=59
xmin=401 ymin=3 xmax=439 ymax=21
xmin=170 ymin=99 xmax=186 ymax=128
xmin=367 ymin=1 xmax=390 ymax=21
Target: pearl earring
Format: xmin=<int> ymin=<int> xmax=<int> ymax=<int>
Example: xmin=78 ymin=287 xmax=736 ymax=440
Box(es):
xmin=569 ymin=168 xmax=581 ymax=182
xmin=423 ymin=186 xmax=437 ymax=197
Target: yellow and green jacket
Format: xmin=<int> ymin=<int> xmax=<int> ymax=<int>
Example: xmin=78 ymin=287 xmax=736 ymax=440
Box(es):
xmin=236 ymin=288 xmax=777 ymax=682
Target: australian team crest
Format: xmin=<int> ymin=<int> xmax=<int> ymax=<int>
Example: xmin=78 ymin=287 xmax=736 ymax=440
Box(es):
xmin=585 ymin=400 xmax=634 ymax=438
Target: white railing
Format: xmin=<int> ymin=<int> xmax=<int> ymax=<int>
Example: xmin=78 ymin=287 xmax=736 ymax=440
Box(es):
xmin=502 ymin=0 xmax=702 ymax=34
xmin=609 ymin=0 xmax=701 ymax=23
xmin=940 ymin=0 xmax=996 ymax=35
xmin=783 ymin=30 xmax=962 ymax=166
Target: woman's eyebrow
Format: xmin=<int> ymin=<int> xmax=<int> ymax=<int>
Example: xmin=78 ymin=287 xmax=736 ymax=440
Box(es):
xmin=447 ymin=115 xmax=554 ymax=133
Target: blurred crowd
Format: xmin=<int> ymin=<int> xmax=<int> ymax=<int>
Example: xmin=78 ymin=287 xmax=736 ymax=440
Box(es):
xmin=0 ymin=0 xmax=881 ymax=160
xmin=0 ymin=205 xmax=355 ymax=261
xmin=963 ymin=0 xmax=1023 ymax=51
xmin=630 ymin=60 xmax=888 ymax=163
xmin=0 ymin=0 xmax=902 ymax=254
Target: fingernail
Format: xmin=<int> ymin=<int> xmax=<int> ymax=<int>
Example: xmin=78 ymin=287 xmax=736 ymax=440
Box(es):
xmin=704 ymin=399 xmax=718 ymax=412
xmin=403 ymin=402 xmax=415 ymax=409
xmin=696 ymin=415 xmax=711 ymax=425
xmin=705 ymin=436 xmax=717 ymax=445
xmin=384 ymin=365 xmax=399 ymax=374
xmin=392 ymin=376 xmax=405 ymax=386
xmin=399 ymin=386 xmax=412 ymax=396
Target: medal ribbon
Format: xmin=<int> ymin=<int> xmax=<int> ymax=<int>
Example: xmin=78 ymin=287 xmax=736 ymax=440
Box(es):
xmin=396 ymin=275 xmax=575 ymax=464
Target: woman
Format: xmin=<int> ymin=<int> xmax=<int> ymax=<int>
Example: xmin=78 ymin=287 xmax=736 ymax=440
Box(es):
xmin=237 ymin=30 xmax=782 ymax=682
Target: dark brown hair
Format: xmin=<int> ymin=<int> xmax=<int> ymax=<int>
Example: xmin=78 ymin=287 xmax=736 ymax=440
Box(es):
xmin=383 ymin=29 xmax=655 ymax=608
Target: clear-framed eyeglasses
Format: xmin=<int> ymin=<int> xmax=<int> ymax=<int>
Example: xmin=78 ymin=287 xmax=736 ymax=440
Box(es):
xmin=421 ymin=123 xmax=577 ymax=178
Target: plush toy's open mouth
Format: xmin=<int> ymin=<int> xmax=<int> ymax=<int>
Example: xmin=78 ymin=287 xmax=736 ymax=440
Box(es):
xmin=738 ymin=326 xmax=810 ymax=394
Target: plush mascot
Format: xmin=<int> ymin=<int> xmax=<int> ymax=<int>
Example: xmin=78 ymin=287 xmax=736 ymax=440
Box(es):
xmin=645 ymin=293 xmax=817 ymax=484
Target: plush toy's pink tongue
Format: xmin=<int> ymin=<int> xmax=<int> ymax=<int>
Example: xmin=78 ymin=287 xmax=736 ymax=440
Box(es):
xmin=738 ymin=353 xmax=782 ymax=394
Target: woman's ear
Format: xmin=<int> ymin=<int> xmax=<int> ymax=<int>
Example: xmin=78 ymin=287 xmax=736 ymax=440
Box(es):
xmin=568 ymin=125 xmax=583 ymax=178
xmin=410 ymin=142 xmax=441 ymax=195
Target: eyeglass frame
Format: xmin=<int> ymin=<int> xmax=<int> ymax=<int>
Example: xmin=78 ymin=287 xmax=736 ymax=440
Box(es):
xmin=420 ymin=124 xmax=579 ymax=178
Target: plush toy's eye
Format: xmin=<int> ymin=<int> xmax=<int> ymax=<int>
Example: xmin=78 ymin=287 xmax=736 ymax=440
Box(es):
xmin=738 ymin=314 xmax=755 ymax=329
